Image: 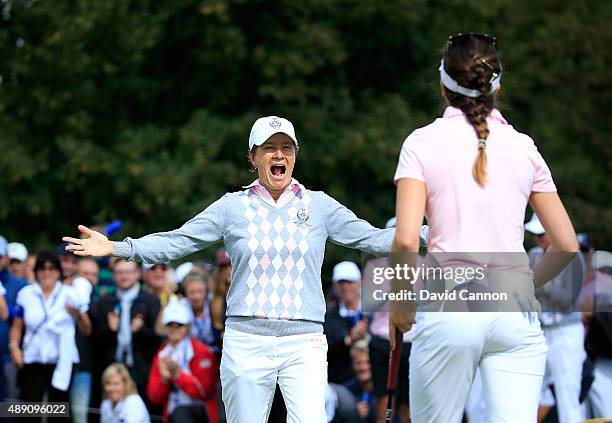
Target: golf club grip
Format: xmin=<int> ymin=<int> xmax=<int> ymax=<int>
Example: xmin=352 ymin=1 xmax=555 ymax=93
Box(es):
xmin=386 ymin=328 xmax=403 ymax=390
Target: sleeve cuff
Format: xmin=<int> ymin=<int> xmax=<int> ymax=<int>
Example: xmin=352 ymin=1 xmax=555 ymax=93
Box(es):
xmin=112 ymin=241 xmax=131 ymax=259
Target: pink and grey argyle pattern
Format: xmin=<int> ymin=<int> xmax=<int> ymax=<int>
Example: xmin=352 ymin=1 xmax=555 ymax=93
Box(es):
xmin=242 ymin=191 xmax=312 ymax=319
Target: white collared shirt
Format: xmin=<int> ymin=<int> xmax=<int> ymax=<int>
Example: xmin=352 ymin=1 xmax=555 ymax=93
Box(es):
xmin=100 ymin=394 xmax=150 ymax=423
xmin=242 ymin=178 xmax=304 ymax=208
xmin=16 ymin=281 xmax=78 ymax=364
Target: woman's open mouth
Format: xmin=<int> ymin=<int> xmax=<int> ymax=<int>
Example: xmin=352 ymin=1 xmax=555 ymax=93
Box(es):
xmin=270 ymin=165 xmax=286 ymax=178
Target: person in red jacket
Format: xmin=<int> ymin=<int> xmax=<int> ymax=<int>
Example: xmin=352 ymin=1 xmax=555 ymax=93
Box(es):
xmin=147 ymin=298 xmax=219 ymax=423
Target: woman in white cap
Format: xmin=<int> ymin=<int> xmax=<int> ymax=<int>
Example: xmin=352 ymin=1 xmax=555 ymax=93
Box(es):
xmin=63 ymin=115 xmax=394 ymax=423
xmin=390 ymin=33 xmax=579 ymax=422
xmin=147 ymin=298 xmax=219 ymax=423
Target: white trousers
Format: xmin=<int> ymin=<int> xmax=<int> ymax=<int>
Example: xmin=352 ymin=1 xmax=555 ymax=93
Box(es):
xmin=409 ymin=312 xmax=547 ymax=423
xmin=465 ymin=368 xmax=489 ymax=423
xmin=539 ymin=323 xmax=586 ymax=423
xmin=586 ymin=358 xmax=612 ymax=419
xmin=220 ymin=327 xmax=328 ymax=423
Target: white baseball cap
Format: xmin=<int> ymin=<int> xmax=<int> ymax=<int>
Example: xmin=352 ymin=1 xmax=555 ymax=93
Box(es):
xmin=161 ymin=298 xmax=192 ymax=325
xmin=524 ymin=213 xmax=545 ymax=235
xmin=332 ymin=261 xmax=362 ymax=283
xmin=142 ymin=262 xmax=169 ymax=271
xmin=248 ymin=116 xmax=298 ymax=151
xmin=175 ymin=262 xmax=194 ymax=284
xmin=7 ymin=242 xmax=28 ymax=262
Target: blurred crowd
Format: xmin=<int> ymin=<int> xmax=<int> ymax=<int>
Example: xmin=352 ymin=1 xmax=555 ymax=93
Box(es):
xmin=0 ymin=220 xmax=610 ymax=423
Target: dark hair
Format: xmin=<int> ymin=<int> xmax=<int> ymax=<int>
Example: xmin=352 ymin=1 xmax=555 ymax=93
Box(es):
xmin=441 ymin=35 xmax=501 ymax=186
xmin=34 ymin=251 xmax=63 ymax=280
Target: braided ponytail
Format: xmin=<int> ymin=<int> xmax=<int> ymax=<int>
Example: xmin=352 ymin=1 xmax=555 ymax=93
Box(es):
xmin=441 ymin=36 xmax=501 ymax=187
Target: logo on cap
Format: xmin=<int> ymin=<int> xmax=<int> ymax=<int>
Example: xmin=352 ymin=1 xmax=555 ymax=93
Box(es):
xmin=270 ymin=117 xmax=281 ymax=129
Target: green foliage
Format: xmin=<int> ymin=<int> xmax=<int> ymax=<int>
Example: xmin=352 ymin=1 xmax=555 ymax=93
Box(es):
xmin=0 ymin=0 xmax=610 ymax=272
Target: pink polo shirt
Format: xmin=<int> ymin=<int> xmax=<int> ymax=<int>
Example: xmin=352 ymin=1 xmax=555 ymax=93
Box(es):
xmin=394 ymin=107 xmax=556 ymax=253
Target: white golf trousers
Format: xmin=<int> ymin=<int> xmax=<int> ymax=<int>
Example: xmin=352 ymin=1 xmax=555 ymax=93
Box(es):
xmin=540 ymin=322 xmax=586 ymax=423
xmin=409 ymin=312 xmax=547 ymax=423
xmin=220 ymin=327 xmax=328 ymax=423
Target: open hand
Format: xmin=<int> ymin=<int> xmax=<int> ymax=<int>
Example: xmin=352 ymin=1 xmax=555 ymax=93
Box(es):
xmin=163 ymin=357 xmax=180 ymax=379
xmin=131 ymin=314 xmax=144 ymax=333
xmin=107 ymin=311 xmax=120 ymax=332
xmin=62 ymin=225 xmax=114 ymax=257
xmin=159 ymin=358 xmax=172 ymax=382
xmin=349 ymin=318 xmax=368 ymax=342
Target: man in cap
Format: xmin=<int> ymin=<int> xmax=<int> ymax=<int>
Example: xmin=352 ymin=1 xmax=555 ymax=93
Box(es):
xmin=525 ymin=214 xmax=586 ymax=423
xmin=324 ymin=261 xmax=368 ymax=384
xmin=6 ymin=242 xmax=28 ymax=279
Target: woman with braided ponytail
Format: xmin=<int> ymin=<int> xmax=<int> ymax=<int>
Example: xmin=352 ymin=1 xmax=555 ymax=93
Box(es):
xmin=389 ymin=33 xmax=579 ymax=422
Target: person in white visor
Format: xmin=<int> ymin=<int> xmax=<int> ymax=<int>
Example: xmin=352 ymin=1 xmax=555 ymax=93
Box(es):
xmin=390 ymin=33 xmax=579 ymax=423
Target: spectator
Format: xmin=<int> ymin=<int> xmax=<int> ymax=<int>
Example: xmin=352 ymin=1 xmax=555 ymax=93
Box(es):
xmin=324 ymin=261 xmax=367 ymax=384
xmin=175 ymin=262 xmax=194 ymax=285
xmin=90 ymin=258 xmax=161 ymax=406
xmin=579 ymin=249 xmax=611 ymax=326
xmin=148 ymin=299 xmax=219 ymax=423
xmin=56 ymin=243 xmax=79 ymax=284
xmin=70 ymin=257 xmax=99 ymax=423
xmin=210 ymin=249 xmax=231 ymax=333
xmin=182 ymin=272 xmax=221 ymax=354
xmin=9 ymin=252 xmax=79 ymax=418
xmin=101 ymin=363 xmax=150 ymax=423
xmin=583 ymin=251 xmax=612 ymax=419
xmin=154 ymin=272 xmax=221 ymax=354
xmin=0 ymin=235 xmax=27 ymax=400
xmin=525 ymin=214 xmax=586 ymax=423
xmin=584 ymin=311 xmax=612 ymax=419
xmin=7 ymin=242 xmax=28 ymax=279
xmin=342 ymin=340 xmax=376 ymax=423
xmin=143 ymin=263 xmax=175 ymax=307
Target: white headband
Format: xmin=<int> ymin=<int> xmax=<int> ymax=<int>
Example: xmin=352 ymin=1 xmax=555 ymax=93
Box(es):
xmin=439 ymin=60 xmax=501 ymax=98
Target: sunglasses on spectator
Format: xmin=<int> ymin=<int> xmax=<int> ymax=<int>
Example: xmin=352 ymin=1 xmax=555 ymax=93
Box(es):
xmin=447 ymin=32 xmax=497 ymax=50
xmin=150 ymin=264 xmax=168 ymax=271
xmin=166 ymin=322 xmax=186 ymax=328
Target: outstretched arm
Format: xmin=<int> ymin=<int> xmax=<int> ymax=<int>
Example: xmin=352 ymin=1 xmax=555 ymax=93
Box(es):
xmin=63 ymin=195 xmax=228 ymax=263
xmin=324 ymin=194 xmax=395 ymax=255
